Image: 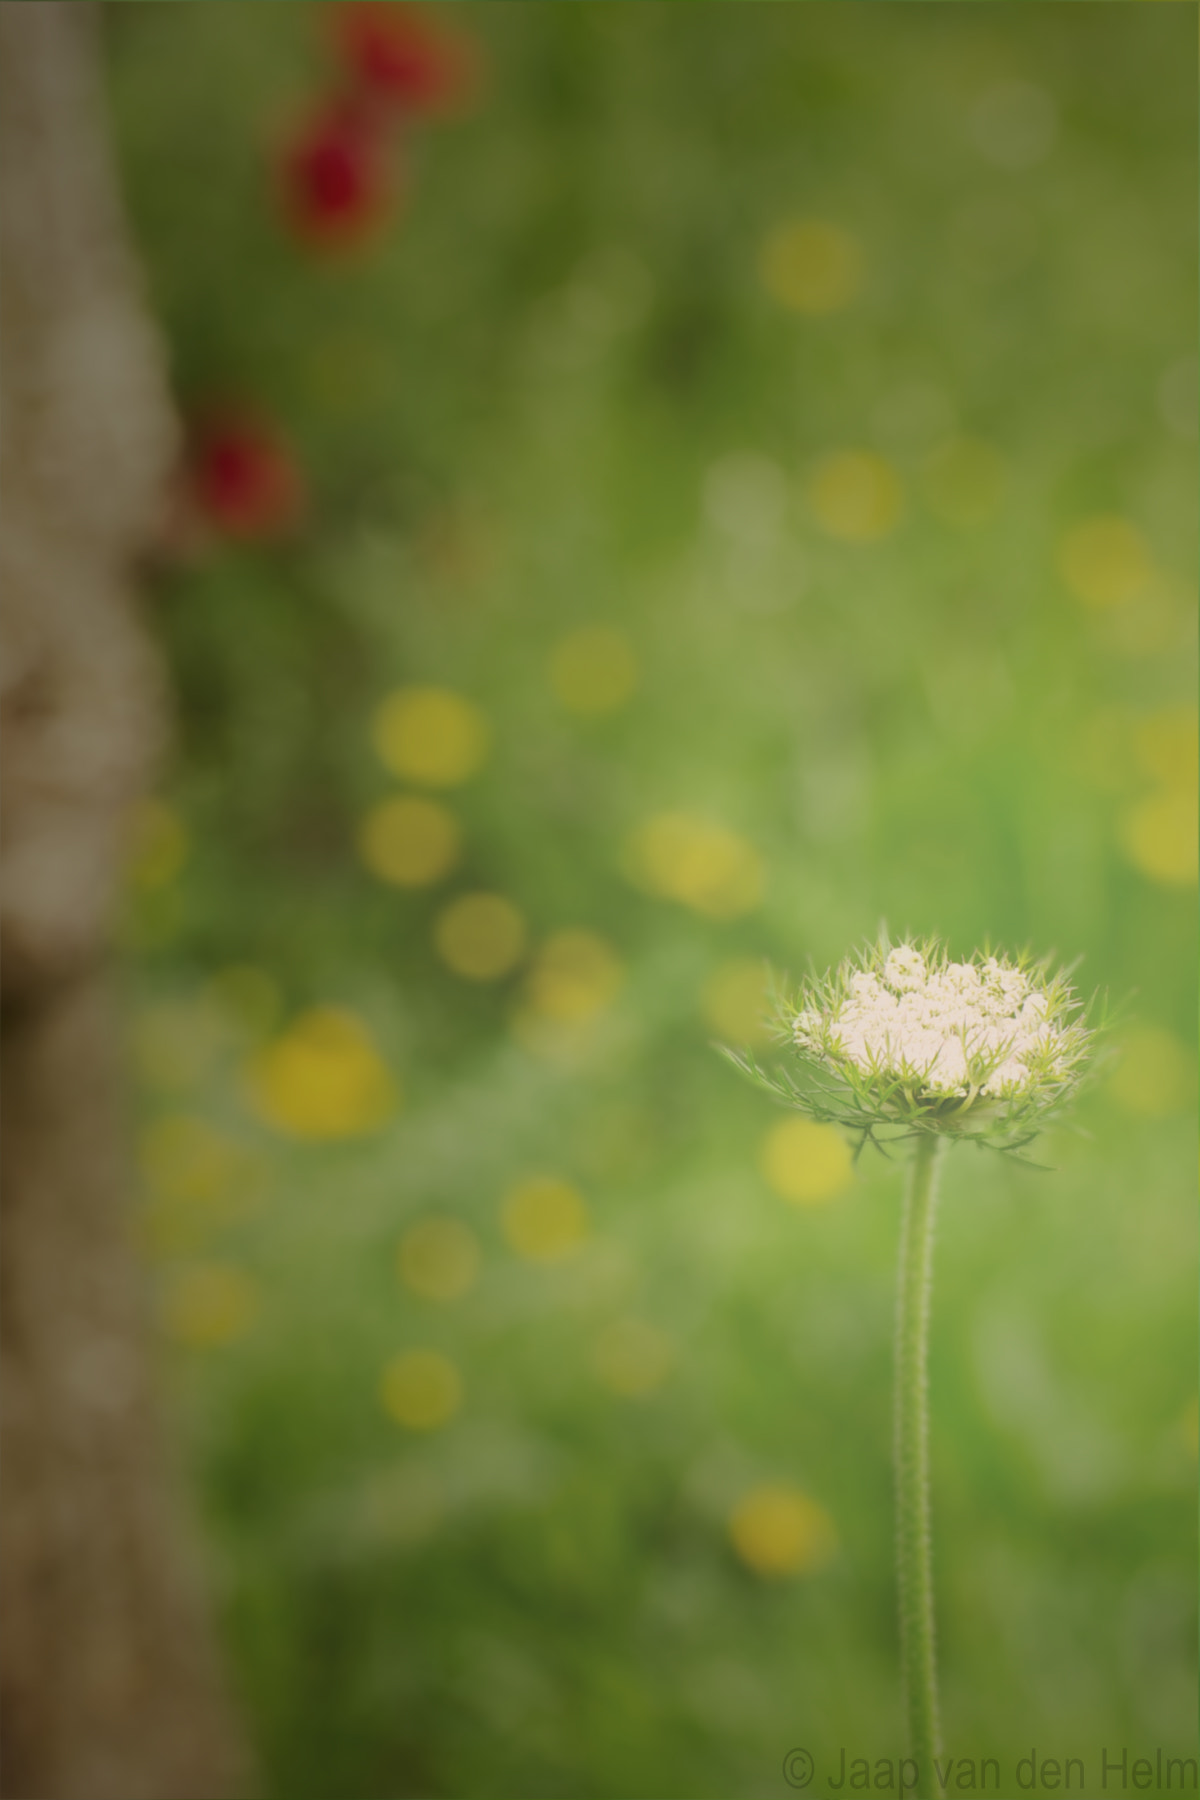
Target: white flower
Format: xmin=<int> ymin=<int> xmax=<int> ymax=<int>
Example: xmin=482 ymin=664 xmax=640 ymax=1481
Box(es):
xmin=727 ymin=935 xmax=1097 ymax=1159
xmin=884 ymin=946 xmax=927 ymax=992
xmin=777 ymin=939 xmax=1093 ymax=1142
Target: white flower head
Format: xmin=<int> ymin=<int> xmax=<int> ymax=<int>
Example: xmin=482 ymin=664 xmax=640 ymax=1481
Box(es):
xmin=737 ymin=934 xmax=1098 ymax=1157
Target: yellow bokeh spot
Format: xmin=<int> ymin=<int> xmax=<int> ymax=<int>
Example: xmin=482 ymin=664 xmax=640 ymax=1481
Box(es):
xmin=759 ymin=219 xmax=863 ymax=315
xmin=1180 ymin=1398 xmax=1199 ymax=1459
xmin=372 ymin=686 xmax=489 ymax=787
xmin=522 ymin=929 xmax=624 ymax=1024
xmin=1117 ymin=788 xmax=1198 ymax=886
xmin=162 ymin=1262 xmax=258 ymax=1349
xmin=139 ymin=1113 xmax=247 ymax=1206
xmin=623 ymin=812 xmax=764 ymax=920
xmin=1132 ymin=707 xmax=1198 ymax=790
xmin=1108 ymin=1026 xmax=1196 ymax=1119
xmin=1100 ymin=568 xmax=1191 ymax=658
xmin=358 ymin=795 xmax=461 ymax=888
xmin=136 ymin=1115 xmax=266 ymax=1258
xmin=729 ymin=1482 xmax=838 ymax=1578
xmin=501 ymin=1175 xmax=589 ymax=1262
xmin=127 ymin=799 xmax=188 ymax=890
xmin=922 ymin=438 xmax=1006 ymax=528
xmin=549 ymin=626 xmax=639 ymax=717
xmin=397 ymin=1217 xmax=481 ymax=1302
xmin=702 ymin=958 xmax=772 ymax=1046
xmin=381 ymin=1349 xmax=462 ymax=1431
xmin=1057 ymin=515 xmax=1152 ymax=609
xmin=760 ymin=1117 xmax=852 ymax=1204
xmin=434 ymin=892 xmax=527 ymax=981
xmin=245 ymin=1008 xmax=398 ymax=1140
xmin=809 ymin=450 xmax=903 ymax=542
xmin=207 ymin=965 xmax=282 ymax=1037
xmin=131 ymin=1000 xmax=223 ymax=1091
xmin=591 ymin=1316 xmax=674 ymax=1397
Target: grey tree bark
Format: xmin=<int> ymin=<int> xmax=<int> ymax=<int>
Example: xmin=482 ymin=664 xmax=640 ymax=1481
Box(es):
xmin=1 ymin=6 xmax=249 ymax=1795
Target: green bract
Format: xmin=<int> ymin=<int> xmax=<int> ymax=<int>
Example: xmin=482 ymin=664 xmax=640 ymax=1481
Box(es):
xmin=723 ymin=935 xmax=1098 ymax=1159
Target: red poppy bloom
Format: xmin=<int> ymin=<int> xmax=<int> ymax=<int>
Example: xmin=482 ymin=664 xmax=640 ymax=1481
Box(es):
xmin=190 ymin=414 xmax=305 ymax=540
xmin=330 ymin=4 xmax=479 ymax=117
xmin=279 ymin=102 xmax=397 ymax=249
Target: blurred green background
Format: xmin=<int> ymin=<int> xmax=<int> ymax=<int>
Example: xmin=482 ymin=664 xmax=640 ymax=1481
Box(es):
xmin=105 ymin=5 xmax=1196 ymax=1796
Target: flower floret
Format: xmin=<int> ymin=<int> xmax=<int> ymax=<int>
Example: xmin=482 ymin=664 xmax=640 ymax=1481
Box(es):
xmin=792 ymin=1008 xmax=824 ymax=1050
xmin=883 ymin=946 xmax=926 ymax=992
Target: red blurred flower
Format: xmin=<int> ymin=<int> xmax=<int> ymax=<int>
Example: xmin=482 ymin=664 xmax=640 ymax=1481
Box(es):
xmin=190 ymin=413 xmax=305 ymax=540
xmin=330 ymin=4 xmax=480 ymax=117
xmin=279 ymin=101 xmax=397 ymax=250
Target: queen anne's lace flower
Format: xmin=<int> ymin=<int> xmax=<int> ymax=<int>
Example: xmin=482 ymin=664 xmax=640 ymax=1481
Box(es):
xmin=810 ymin=949 xmax=1059 ymax=1098
xmin=728 ymin=935 xmax=1096 ymax=1155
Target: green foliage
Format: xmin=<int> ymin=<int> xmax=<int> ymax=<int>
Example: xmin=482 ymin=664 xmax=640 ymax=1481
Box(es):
xmin=107 ymin=6 xmax=1196 ymax=1797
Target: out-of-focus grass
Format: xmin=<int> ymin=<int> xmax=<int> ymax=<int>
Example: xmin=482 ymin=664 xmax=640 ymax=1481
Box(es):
xmin=108 ymin=6 xmax=1196 ymax=1796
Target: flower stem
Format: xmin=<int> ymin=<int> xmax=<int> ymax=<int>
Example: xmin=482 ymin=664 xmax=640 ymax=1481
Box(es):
xmin=894 ymin=1130 xmax=944 ymax=1797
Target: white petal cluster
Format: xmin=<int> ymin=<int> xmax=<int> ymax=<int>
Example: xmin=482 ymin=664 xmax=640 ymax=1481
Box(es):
xmin=792 ymin=944 xmax=1067 ymax=1099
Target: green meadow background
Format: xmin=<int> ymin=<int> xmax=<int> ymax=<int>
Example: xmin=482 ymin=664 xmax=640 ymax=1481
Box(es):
xmin=105 ymin=6 xmax=1196 ymax=1797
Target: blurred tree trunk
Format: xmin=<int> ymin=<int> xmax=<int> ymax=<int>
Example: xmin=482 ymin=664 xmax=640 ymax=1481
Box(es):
xmin=0 ymin=6 xmax=248 ymax=1796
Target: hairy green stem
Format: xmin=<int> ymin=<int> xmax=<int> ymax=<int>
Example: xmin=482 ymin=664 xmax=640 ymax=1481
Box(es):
xmin=894 ymin=1131 xmax=944 ymax=1797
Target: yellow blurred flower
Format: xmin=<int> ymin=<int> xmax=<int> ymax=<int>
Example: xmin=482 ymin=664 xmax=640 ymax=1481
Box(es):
xmin=701 ymin=958 xmax=772 ymax=1046
xmin=1109 ymin=706 xmax=1197 ymax=887
xmin=623 ymin=812 xmax=764 ymax=920
xmin=501 ymin=1175 xmax=589 ymax=1262
xmin=245 ymin=1008 xmax=398 ymax=1140
xmin=398 ymin=1217 xmax=481 ymax=1302
xmin=591 ymin=1316 xmax=674 ymax=1397
xmin=1098 ymin=567 xmax=1192 ymax=659
xmin=1118 ymin=788 xmax=1197 ymax=886
xmin=1132 ymin=706 xmax=1198 ymax=789
xmin=760 ymin=1116 xmax=852 ymax=1204
xmin=759 ymin=219 xmax=863 ymax=315
xmin=808 ymin=450 xmax=903 ymax=541
xmin=549 ymin=626 xmax=639 ymax=717
xmin=126 ymin=799 xmax=188 ymax=890
xmin=207 ymin=965 xmax=282 ymax=1037
xmin=381 ymin=1349 xmax=462 ymax=1431
xmin=137 ymin=1115 xmax=267 ymax=1258
xmin=728 ymin=1482 xmax=837 ymax=1577
xmin=161 ymin=1262 xmax=259 ymax=1349
xmin=521 ymin=929 xmax=624 ymax=1024
xmin=434 ymin=892 xmax=527 ymax=980
xmin=358 ymin=795 xmax=461 ymax=888
xmin=131 ymin=999 xmax=223 ymax=1091
xmin=921 ymin=438 xmax=1006 ymax=528
xmin=1057 ymin=515 xmax=1152 ymax=609
xmin=139 ymin=1113 xmax=248 ymax=1205
xmin=372 ymin=686 xmax=489 ymax=787
xmin=1108 ymin=1026 xmax=1196 ymax=1119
